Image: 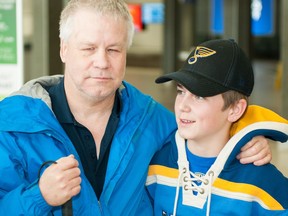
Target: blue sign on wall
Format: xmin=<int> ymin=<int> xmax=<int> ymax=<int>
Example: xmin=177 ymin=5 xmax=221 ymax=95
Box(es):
xmin=210 ymin=0 xmax=223 ymax=35
xmin=142 ymin=3 xmax=164 ymax=24
xmin=251 ymin=0 xmax=274 ymax=36
xmin=210 ymin=0 xmax=274 ymax=36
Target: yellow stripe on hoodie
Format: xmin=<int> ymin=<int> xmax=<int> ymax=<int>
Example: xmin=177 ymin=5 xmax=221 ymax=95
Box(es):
xmin=146 ymin=165 xmax=179 ymax=186
xmin=213 ymin=178 xmax=284 ymax=210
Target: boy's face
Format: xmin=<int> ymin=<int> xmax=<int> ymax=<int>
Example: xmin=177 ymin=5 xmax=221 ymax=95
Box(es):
xmin=174 ymin=84 xmax=233 ymax=148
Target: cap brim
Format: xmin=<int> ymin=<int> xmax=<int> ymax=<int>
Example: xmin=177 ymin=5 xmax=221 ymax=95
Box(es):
xmin=155 ymin=70 xmax=229 ymax=97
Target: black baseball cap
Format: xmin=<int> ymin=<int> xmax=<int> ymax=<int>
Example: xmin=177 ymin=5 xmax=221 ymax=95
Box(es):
xmin=155 ymin=39 xmax=254 ymax=97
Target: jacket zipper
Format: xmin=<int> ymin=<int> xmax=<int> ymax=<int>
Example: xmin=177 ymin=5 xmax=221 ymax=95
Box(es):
xmin=98 ymin=201 xmax=102 ymax=214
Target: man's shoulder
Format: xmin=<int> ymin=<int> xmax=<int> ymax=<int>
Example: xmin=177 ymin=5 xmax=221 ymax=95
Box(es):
xmin=150 ymin=132 xmax=177 ymax=167
xmin=120 ymin=81 xmax=151 ymax=99
xmin=120 ymin=81 xmax=173 ymax=113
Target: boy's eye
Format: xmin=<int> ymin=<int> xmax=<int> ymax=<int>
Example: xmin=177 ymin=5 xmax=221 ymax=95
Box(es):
xmin=176 ymin=89 xmax=184 ymax=95
xmin=194 ymin=95 xmax=205 ymax=100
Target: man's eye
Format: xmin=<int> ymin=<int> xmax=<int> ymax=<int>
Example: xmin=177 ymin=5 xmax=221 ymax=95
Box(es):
xmin=84 ymin=47 xmax=94 ymax=51
xmin=108 ymin=49 xmax=119 ymax=53
xmin=80 ymin=46 xmax=95 ymax=51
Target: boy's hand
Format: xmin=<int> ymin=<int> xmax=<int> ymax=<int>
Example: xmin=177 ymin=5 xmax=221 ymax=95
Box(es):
xmin=39 ymin=155 xmax=81 ymax=206
xmin=237 ymin=135 xmax=272 ymax=166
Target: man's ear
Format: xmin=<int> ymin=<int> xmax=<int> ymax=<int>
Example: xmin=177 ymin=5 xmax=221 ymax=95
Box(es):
xmin=59 ymin=39 xmax=67 ymax=63
xmin=228 ymin=99 xmax=247 ymax=123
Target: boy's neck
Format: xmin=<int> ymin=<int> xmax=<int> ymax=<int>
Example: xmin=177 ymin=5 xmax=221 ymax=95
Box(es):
xmin=186 ymin=134 xmax=230 ymax=157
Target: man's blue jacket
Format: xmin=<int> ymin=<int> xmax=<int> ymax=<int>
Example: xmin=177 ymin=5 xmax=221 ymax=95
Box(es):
xmin=0 ymin=75 xmax=176 ymax=215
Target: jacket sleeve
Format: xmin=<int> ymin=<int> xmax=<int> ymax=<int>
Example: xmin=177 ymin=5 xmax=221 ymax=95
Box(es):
xmin=0 ymin=132 xmax=53 ymax=215
xmin=148 ymin=100 xmax=177 ymax=151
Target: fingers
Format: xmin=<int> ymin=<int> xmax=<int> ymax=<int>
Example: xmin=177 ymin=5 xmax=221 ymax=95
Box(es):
xmin=69 ymin=178 xmax=82 ymax=197
xmin=237 ymin=135 xmax=272 ymax=165
xmin=238 ymin=139 xmax=254 ymax=152
xmin=56 ymin=154 xmax=79 ymax=170
xmin=39 ymin=155 xmax=81 ymax=206
xmin=57 ymin=173 xmax=82 ymax=200
xmin=253 ymin=151 xmax=272 ymax=166
xmin=238 ymin=147 xmax=272 ymax=166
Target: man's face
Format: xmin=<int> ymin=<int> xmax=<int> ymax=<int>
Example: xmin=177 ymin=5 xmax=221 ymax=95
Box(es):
xmin=60 ymin=9 xmax=128 ymax=102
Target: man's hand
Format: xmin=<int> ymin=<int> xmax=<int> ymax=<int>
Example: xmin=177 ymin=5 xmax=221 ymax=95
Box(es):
xmin=39 ymin=155 xmax=81 ymax=206
xmin=237 ymin=135 xmax=272 ymax=166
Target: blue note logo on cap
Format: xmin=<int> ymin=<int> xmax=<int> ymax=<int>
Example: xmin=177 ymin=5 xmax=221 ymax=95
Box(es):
xmin=188 ymin=46 xmax=216 ymax=64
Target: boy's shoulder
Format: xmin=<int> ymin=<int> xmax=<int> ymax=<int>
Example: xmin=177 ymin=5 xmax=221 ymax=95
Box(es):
xmin=218 ymin=161 xmax=288 ymax=208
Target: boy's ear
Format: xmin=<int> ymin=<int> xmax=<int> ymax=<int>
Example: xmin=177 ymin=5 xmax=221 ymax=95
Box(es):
xmin=228 ymin=99 xmax=247 ymax=123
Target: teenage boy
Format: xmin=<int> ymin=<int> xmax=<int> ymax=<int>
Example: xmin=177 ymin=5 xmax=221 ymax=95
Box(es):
xmin=146 ymin=39 xmax=288 ymax=216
